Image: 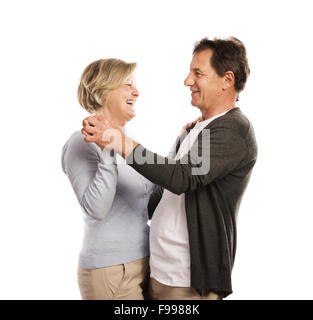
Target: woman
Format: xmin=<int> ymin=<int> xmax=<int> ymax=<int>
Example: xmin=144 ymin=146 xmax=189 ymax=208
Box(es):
xmin=61 ymin=59 xmax=153 ymax=300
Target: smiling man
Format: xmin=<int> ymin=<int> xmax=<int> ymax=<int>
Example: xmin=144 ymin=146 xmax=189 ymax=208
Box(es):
xmin=82 ymin=37 xmax=258 ymax=299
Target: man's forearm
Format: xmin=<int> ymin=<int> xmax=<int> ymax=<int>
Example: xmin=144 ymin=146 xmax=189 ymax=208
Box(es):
xmin=113 ymin=132 xmax=139 ymax=159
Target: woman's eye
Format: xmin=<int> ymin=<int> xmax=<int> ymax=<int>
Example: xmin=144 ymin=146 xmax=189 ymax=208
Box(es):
xmin=126 ymin=83 xmax=132 ymax=87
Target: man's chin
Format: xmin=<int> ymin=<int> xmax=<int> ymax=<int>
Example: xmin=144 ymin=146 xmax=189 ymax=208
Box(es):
xmin=191 ymin=100 xmax=200 ymax=108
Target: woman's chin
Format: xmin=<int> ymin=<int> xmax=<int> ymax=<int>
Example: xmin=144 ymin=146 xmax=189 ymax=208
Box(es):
xmin=122 ymin=114 xmax=136 ymax=126
xmin=128 ymin=111 xmax=136 ymax=120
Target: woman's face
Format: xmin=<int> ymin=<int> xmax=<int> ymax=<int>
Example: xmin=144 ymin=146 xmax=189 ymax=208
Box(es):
xmin=103 ymin=75 xmax=139 ymax=126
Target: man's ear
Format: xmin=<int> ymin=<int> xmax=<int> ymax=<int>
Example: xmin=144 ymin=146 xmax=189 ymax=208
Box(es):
xmin=222 ymin=71 xmax=235 ymax=90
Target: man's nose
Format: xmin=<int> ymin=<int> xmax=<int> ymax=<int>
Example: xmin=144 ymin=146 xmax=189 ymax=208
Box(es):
xmin=184 ymin=73 xmax=194 ymax=86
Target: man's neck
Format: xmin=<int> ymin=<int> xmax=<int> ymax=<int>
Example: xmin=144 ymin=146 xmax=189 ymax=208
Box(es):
xmin=200 ymin=99 xmax=236 ymax=120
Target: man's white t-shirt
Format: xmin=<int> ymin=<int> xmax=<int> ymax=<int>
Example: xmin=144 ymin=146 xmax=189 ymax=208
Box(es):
xmin=150 ymin=110 xmax=229 ymax=287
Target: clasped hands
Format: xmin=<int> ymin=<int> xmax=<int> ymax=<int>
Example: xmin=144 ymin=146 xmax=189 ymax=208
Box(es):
xmin=81 ymin=115 xmax=138 ymax=158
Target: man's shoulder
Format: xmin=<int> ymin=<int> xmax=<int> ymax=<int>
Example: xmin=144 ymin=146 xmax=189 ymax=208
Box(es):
xmin=209 ymin=107 xmax=253 ymax=138
xmin=220 ymin=108 xmax=257 ymax=157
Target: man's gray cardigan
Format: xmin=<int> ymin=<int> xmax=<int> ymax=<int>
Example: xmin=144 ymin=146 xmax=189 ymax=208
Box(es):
xmin=126 ymin=107 xmax=258 ymax=297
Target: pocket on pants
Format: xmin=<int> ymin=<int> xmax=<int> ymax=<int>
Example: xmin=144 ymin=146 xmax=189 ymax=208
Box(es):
xmin=100 ymin=264 xmax=125 ymax=297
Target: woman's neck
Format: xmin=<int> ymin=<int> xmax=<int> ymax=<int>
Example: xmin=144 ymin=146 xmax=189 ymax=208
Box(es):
xmin=96 ymin=107 xmax=125 ymax=127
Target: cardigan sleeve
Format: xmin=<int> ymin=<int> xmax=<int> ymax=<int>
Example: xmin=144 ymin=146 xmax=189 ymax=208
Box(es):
xmin=126 ymin=122 xmax=248 ymax=195
xmin=147 ymin=186 xmax=164 ymax=219
xmin=146 ymin=133 xmax=180 ymax=218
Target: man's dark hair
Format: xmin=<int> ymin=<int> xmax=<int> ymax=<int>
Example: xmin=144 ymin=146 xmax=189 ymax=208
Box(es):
xmin=193 ymin=37 xmax=250 ymax=93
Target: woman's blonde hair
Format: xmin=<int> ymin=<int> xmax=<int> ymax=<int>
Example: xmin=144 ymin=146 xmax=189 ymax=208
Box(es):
xmin=77 ymin=58 xmax=137 ymax=113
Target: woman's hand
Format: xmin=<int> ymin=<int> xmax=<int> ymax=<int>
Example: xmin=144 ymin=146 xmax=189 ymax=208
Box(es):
xmin=178 ymin=116 xmax=203 ymax=137
xmin=183 ymin=116 xmax=203 ymax=130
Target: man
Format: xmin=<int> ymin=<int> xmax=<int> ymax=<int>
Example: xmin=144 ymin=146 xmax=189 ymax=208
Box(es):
xmin=82 ymin=37 xmax=257 ymax=299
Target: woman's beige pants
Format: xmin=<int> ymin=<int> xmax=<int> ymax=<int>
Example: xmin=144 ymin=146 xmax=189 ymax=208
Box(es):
xmin=77 ymin=257 xmax=149 ymax=300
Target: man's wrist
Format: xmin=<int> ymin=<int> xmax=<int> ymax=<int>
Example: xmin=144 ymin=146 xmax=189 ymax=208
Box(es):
xmin=109 ymin=132 xmax=137 ymax=159
xmin=122 ymin=135 xmax=138 ymax=159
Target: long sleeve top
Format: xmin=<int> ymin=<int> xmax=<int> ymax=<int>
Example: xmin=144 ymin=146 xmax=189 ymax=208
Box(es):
xmin=126 ymin=107 xmax=258 ymax=297
xmin=61 ymin=131 xmax=153 ymax=269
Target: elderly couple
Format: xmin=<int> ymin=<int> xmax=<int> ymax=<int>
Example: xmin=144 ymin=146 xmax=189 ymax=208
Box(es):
xmin=61 ymin=37 xmax=257 ymax=300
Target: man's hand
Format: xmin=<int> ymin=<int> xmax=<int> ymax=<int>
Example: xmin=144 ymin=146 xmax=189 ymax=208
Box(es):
xmin=81 ymin=114 xmax=138 ymax=158
xmin=81 ymin=114 xmax=122 ymax=150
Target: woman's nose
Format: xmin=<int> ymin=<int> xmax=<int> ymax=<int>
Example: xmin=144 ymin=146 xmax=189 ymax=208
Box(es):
xmin=132 ymin=86 xmax=139 ymax=97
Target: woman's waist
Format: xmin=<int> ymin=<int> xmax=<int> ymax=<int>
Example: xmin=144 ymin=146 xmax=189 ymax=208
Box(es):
xmin=78 ymin=243 xmax=150 ymax=269
xmin=82 ymin=226 xmax=149 ymax=250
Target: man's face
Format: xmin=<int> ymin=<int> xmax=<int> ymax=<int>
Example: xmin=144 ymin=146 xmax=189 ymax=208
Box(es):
xmin=184 ymin=49 xmax=224 ymax=110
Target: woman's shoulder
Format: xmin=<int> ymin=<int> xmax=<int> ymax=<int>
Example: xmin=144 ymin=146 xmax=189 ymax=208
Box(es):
xmin=61 ymin=130 xmax=103 ymax=173
xmin=63 ymin=130 xmax=100 ymax=154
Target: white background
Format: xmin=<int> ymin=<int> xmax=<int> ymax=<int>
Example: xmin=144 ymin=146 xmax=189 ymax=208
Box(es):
xmin=0 ymin=0 xmax=312 ymax=300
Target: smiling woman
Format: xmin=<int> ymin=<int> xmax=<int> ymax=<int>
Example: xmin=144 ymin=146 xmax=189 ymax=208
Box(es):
xmin=61 ymin=58 xmax=153 ymax=300
xmin=77 ymin=59 xmax=139 ymax=125
xmin=101 ymin=74 xmax=139 ymax=125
